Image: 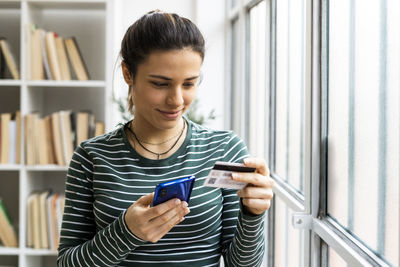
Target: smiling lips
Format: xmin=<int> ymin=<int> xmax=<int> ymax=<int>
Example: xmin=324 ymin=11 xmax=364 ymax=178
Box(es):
xmin=158 ymin=109 xmax=182 ymax=119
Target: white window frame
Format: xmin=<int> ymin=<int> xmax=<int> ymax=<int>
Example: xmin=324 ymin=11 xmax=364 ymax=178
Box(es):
xmin=225 ymin=0 xmax=394 ymax=266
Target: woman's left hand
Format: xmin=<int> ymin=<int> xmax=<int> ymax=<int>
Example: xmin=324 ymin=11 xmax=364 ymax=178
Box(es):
xmin=233 ymin=157 xmax=275 ymax=215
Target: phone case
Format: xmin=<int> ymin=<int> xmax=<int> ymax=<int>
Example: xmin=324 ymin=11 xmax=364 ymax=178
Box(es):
xmin=152 ymin=176 xmax=196 ymax=206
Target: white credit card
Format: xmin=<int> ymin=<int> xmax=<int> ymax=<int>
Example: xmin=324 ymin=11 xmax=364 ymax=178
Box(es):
xmin=203 ymin=161 xmax=256 ymax=189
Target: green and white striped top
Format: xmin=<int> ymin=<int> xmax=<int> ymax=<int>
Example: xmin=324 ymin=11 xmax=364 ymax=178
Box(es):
xmin=57 ymin=118 xmax=265 ymax=267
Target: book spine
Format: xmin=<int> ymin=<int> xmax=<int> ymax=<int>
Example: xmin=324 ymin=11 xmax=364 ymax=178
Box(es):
xmin=41 ymin=31 xmax=53 ymax=80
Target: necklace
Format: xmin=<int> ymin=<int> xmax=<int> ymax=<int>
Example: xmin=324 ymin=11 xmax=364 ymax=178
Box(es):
xmin=127 ymin=119 xmax=186 ymax=160
xmin=134 ymin=125 xmax=184 ymax=145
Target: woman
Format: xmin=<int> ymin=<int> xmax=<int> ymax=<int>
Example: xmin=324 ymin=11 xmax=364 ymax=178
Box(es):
xmin=57 ymin=10 xmax=274 ymax=267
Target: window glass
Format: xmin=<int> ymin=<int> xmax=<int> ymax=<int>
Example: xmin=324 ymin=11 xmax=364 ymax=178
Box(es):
xmin=327 ymin=0 xmax=399 ymax=265
xmin=274 ymin=0 xmax=306 ymax=192
xmin=248 ymin=1 xmax=267 ymax=157
xmin=230 ymin=18 xmax=241 ymax=133
xmin=274 ymin=197 xmax=305 ymax=267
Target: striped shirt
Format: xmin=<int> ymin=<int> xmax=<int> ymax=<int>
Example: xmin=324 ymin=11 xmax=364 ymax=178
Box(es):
xmin=57 ymin=118 xmax=265 ymax=267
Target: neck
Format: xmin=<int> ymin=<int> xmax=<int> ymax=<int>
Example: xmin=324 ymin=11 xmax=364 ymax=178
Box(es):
xmin=130 ymin=116 xmax=185 ymax=144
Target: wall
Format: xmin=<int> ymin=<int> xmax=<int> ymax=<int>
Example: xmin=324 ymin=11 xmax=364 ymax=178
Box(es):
xmin=110 ymin=0 xmax=226 ymax=130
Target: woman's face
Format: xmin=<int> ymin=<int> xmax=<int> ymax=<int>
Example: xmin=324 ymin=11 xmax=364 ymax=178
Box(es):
xmin=123 ymin=49 xmax=202 ymax=131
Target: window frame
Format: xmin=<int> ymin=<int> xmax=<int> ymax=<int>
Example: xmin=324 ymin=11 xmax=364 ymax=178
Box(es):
xmin=226 ymin=0 xmax=396 ymax=266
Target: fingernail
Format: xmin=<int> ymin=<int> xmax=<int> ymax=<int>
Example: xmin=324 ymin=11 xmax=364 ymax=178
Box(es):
xmin=175 ymin=199 xmax=181 ymax=205
xmin=181 ymin=202 xmax=188 ymax=208
xmin=185 ymin=208 xmax=190 ymax=214
xmin=231 ymin=173 xmax=238 ymax=179
xmin=180 ymin=217 xmax=185 ymax=222
xmin=243 ymin=158 xmax=250 ymax=164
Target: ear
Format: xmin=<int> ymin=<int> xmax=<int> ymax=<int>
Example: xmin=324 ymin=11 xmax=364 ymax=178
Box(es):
xmin=121 ymin=61 xmax=133 ymax=86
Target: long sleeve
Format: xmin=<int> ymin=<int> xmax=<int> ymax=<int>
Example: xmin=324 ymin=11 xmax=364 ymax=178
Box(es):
xmin=220 ymin=189 xmax=265 ymax=267
xmin=57 ymin=145 xmax=147 ymax=267
xmin=220 ymin=133 xmax=266 ymax=267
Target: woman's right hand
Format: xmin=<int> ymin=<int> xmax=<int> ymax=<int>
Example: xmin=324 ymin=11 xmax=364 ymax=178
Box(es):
xmin=124 ymin=193 xmax=190 ymax=243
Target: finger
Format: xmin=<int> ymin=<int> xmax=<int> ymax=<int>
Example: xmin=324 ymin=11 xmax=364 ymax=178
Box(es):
xmin=242 ymin=197 xmax=271 ymax=211
xmin=148 ymin=212 xmax=186 ymax=243
xmin=149 ymin=201 xmax=190 ymax=228
xmin=231 ymin=172 xmax=274 ymax=187
xmin=243 ymin=158 xmax=270 ymax=176
xmin=145 ymin=198 xmax=183 ymax=220
xmin=136 ymin=192 xmax=155 ymax=207
xmin=237 ymin=187 xmax=273 ymax=200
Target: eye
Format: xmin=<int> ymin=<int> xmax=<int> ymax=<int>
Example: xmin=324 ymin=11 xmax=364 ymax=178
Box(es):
xmin=150 ymin=81 xmax=169 ymax=88
xmin=183 ymin=82 xmax=195 ymax=89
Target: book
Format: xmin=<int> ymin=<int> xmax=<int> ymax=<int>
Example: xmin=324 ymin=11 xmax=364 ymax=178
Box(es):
xmin=0 ymin=44 xmax=5 ymax=78
xmin=25 ymin=113 xmax=38 ymax=165
xmin=27 ymin=191 xmax=64 ymax=250
xmin=41 ymin=30 xmax=52 ymax=80
xmin=50 ymin=112 xmax=65 ymax=166
xmin=64 ymin=37 xmax=89 ymax=80
xmin=57 ymin=195 xmax=65 ymax=234
xmin=26 ymin=193 xmax=35 ymax=248
xmin=0 ymin=198 xmax=18 ymax=247
xmin=0 ymin=38 xmax=20 ymax=80
xmin=39 ymin=190 xmax=51 ymax=249
xmin=47 ymin=193 xmax=60 ymax=250
xmin=94 ymin=122 xmax=105 ymax=137
xmin=31 ymin=192 xmax=41 ymax=249
xmin=29 ymin=25 xmax=44 ymax=80
xmin=35 ymin=118 xmax=47 ymax=165
xmin=0 ymin=113 xmax=11 ymax=164
xmin=59 ymin=111 xmax=74 ymax=164
xmin=44 ymin=116 xmax=56 ymax=164
xmin=55 ymin=36 xmax=71 ymax=80
xmin=8 ymin=119 xmax=16 ymax=164
xmin=45 ymin=32 xmax=61 ymax=80
xmin=76 ymin=112 xmax=89 ymax=145
xmin=15 ymin=111 xmax=21 ymax=164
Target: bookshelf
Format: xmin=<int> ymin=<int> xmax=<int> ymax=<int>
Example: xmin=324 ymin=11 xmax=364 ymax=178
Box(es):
xmin=0 ymin=0 xmax=113 ymax=266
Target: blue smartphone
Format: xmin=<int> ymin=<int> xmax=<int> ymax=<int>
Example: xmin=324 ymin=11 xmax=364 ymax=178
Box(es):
xmin=152 ymin=176 xmax=196 ymax=206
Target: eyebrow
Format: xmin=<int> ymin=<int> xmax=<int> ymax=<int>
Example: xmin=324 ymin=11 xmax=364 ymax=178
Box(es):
xmin=148 ymin=74 xmax=199 ymax=81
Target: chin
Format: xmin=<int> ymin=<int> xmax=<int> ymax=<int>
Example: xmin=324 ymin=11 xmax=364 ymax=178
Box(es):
xmin=155 ymin=116 xmax=183 ymax=129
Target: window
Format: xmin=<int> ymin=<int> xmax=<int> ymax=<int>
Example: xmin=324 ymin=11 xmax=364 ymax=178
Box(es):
xmin=327 ymin=0 xmax=399 ymax=265
xmin=274 ymin=197 xmax=305 ymax=267
xmin=248 ymin=0 xmax=267 ymax=157
xmin=274 ymin=0 xmax=306 ymax=194
xmin=227 ymin=0 xmax=399 ymax=266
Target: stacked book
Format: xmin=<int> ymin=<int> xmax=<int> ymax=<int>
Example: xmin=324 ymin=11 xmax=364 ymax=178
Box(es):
xmin=29 ymin=24 xmax=90 ymax=81
xmin=0 ymin=38 xmax=20 ymax=80
xmin=24 ymin=111 xmax=105 ymax=166
xmin=0 ymin=198 xmax=18 ymax=247
xmin=26 ymin=190 xmax=65 ymax=250
xmin=0 ymin=111 xmax=21 ymax=165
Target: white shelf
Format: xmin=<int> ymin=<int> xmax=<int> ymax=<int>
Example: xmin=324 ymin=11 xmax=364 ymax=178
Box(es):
xmin=0 ymin=247 xmax=19 ymax=255
xmin=0 ymin=164 xmax=22 ymax=171
xmin=24 ymin=165 xmax=68 ymax=171
xmin=26 ymin=80 xmax=106 ymax=87
xmin=23 ymin=248 xmax=57 ymax=256
xmin=0 ymin=80 xmax=22 ymax=87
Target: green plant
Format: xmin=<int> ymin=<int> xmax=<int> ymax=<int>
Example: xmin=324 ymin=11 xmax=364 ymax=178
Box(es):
xmin=185 ymin=98 xmax=216 ymax=125
xmin=112 ymin=95 xmax=131 ymax=123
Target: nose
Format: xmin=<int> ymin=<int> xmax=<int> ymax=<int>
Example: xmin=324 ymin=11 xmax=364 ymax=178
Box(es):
xmin=166 ymin=86 xmax=184 ymax=107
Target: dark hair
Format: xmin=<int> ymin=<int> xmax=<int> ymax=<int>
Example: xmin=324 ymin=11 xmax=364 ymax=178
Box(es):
xmin=120 ymin=10 xmax=205 ymax=113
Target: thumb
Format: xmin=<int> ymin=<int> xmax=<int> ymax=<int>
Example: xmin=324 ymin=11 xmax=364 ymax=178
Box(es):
xmin=136 ymin=192 xmax=154 ymax=207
